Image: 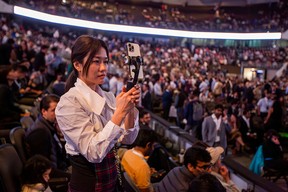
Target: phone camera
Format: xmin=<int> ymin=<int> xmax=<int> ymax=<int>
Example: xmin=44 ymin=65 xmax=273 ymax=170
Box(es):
xmin=128 ymin=44 xmax=134 ymax=52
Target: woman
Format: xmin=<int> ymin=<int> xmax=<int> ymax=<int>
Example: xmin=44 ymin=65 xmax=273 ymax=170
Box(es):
xmin=264 ymin=94 xmax=284 ymax=132
xmin=55 ymin=35 xmax=140 ymax=192
xmin=21 ymin=155 xmax=52 ymax=192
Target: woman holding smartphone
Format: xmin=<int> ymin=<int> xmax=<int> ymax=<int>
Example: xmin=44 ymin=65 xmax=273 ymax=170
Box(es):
xmin=56 ymin=35 xmax=140 ymax=192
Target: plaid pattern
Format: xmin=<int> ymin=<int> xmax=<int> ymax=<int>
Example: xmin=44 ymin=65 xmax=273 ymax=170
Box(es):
xmin=94 ymin=150 xmax=118 ymax=192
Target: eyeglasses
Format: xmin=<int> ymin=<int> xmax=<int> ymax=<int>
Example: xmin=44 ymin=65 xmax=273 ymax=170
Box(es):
xmin=196 ymin=163 xmax=212 ymax=170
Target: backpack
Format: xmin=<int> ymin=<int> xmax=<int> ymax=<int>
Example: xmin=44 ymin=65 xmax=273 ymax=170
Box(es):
xmin=192 ymin=101 xmax=204 ymax=121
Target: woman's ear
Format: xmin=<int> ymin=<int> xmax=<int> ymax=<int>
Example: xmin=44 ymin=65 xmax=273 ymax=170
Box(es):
xmin=73 ymin=62 xmax=82 ymax=72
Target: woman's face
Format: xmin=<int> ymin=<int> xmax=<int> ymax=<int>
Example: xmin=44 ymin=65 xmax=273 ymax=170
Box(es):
xmin=77 ymin=47 xmax=108 ymax=88
xmin=42 ymin=168 xmax=52 ymax=182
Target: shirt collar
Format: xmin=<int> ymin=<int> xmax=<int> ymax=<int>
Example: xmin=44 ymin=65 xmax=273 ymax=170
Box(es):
xmin=212 ymin=114 xmax=221 ymax=120
xmin=75 ymin=78 xmax=107 ymax=115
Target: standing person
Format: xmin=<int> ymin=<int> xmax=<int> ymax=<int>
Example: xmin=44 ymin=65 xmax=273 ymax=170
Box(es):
xmin=257 ymin=91 xmax=273 ymax=120
xmin=141 ymin=82 xmax=152 ymax=111
xmin=139 ymin=110 xmax=152 ymax=130
xmin=46 ymin=46 xmax=63 ymax=84
xmin=33 ymin=45 xmax=49 ymax=71
xmin=55 ymin=35 xmax=140 ymax=192
xmin=174 ymin=86 xmax=187 ymax=128
xmin=264 ymin=94 xmax=284 ymax=132
xmin=161 ymin=84 xmax=173 ymax=119
xmin=184 ymin=91 xmax=204 ymax=140
xmin=202 ymin=104 xmax=231 ymax=150
xmin=0 ymin=38 xmax=15 ymax=65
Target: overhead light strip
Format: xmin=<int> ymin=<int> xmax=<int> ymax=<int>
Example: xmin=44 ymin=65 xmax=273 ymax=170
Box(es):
xmin=14 ymin=6 xmax=282 ymax=40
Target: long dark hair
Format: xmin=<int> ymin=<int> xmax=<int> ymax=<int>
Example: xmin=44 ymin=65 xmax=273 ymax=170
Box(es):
xmin=65 ymin=35 xmax=109 ymax=93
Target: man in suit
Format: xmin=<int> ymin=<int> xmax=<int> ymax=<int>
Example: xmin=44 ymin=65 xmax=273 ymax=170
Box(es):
xmin=25 ymin=94 xmax=70 ymax=190
xmin=162 ymin=85 xmax=173 ymax=119
xmin=26 ymin=94 xmax=69 ymax=171
xmin=141 ymin=82 xmax=152 ymax=111
xmin=139 ymin=110 xmax=151 ymax=130
xmin=238 ymin=108 xmax=258 ymax=152
xmin=202 ymin=104 xmax=231 ymax=150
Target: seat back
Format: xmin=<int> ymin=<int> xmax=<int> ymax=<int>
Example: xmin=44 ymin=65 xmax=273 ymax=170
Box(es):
xmin=20 ymin=116 xmax=34 ymax=129
xmin=0 ymin=122 xmax=22 ymax=144
xmin=123 ymin=172 xmax=140 ymax=192
xmin=0 ymin=144 xmax=23 ymax=192
xmin=10 ymin=126 xmax=28 ymax=163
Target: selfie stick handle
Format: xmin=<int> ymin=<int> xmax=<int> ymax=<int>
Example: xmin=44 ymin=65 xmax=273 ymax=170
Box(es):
xmin=126 ymin=81 xmax=134 ymax=91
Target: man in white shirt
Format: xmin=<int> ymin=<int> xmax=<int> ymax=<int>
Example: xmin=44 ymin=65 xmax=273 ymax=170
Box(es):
xmin=257 ymin=91 xmax=273 ymax=119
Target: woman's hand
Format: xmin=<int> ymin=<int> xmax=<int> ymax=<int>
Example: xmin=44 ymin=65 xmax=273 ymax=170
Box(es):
xmin=116 ymin=85 xmax=140 ymax=111
xmin=112 ymin=85 xmax=140 ymax=126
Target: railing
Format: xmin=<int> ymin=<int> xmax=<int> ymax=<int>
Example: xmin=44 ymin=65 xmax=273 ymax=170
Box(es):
xmin=223 ymin=156 xmax=286 ymax=192
xmin=148 ymin=110 xmax=287 ymax=192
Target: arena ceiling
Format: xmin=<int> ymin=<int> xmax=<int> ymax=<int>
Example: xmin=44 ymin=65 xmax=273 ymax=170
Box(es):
xmin=119 ymin=0 xmax=279 ymax=6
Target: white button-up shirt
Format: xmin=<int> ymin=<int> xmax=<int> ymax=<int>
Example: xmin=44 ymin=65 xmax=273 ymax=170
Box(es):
xmin=56 ymin=78 xmax=139 ymax=163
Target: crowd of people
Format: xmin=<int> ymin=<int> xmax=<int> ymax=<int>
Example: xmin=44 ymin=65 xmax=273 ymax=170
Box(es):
xmin=1 ymin=2 xmax=288 ymax=191
xmin=13 ymin=0 xmax=288 ymax=33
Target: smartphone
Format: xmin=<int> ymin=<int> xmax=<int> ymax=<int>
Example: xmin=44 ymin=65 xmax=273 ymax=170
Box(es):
xmin=126 ymin=42 xmax=141 ymax=57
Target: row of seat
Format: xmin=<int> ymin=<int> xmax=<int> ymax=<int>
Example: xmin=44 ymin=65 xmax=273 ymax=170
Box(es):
xmin=0 ymin=126 xmax=68 ymax=192
xmin=0 ymin=125 xmax=142 ymax=192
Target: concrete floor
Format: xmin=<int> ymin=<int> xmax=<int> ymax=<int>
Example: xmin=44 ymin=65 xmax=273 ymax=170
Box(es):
xmin=231 ymin=151 xmax=288 ymax=191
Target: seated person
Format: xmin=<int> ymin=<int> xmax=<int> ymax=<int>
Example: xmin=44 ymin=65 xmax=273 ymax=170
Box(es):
xmin=154 ymin=147 xmax=211 ymax=192
xmin=26 ymin=94 xmax=68 ymax=170
xmin=25 ymin=94 xmax=70 ymax=190
xmin=188 ymin=172 xmax=226 ymax=192
xmin=27 ymin=65 xmax=48 ymax=92
xmin=207 ymin=146 xmax=240 ymax=192
xmin=121 ymin=128 xmax=158 ymax=192
xmin=147 ymin=142 xmax=176 ymax=181
xmin=262 ymin=129 xmax=288 ymax=173
xmin=0 ymin=64 xmax=30 ymax=124
xmin=21 ymin=155 xmax=52 ymax=192
xmin=237 ymin=108 xmax=258 ymax=152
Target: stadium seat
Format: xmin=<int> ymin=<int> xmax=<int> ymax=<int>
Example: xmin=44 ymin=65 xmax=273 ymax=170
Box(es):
xmin=123 ymin=172 xmax=140 ymax=192
xmin=0 ymin=144 xmax=22 ymax=192
xmin=9 ymin=126 xmax=28 ymax=163
xmin=0 ymin=122 xmax=22 ymax=144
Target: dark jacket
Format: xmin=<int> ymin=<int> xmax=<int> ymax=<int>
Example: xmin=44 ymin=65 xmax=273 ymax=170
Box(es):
xmin=142 ymin=91 xmax=152 ymax=111
xmin=26 ymin=115 xmax=67 ymax=169
xmin=0 ymin=83 xmax=22 ymax=123
xmin=154 ymin=166 xmax=195 ymax=192
xmin=33 ymin=51 xmax=46 ymax=71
